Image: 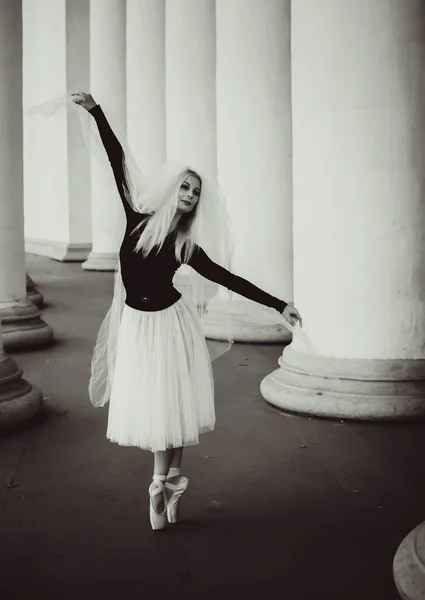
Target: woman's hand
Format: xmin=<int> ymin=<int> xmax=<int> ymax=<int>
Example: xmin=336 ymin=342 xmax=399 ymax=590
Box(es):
xmin=282 ymin=304 xmax=303 ymax=327
xmin=71 ymin=91 xmax=97 ymax=112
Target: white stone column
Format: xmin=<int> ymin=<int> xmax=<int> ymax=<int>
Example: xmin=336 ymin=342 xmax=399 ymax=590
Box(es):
xmin=23 ymin=0 xmax=91 ymax=263
xmin=165 ymin=0 xmax=217 ymax=174
xmin=261 ymin=0 xmax=425 ymax=420
xmin=203 ymin=0 xmax=293 ymax=343
xmin=0 ymin=0 xmax=53 ymax=352
xmin=82 ymin=0 xmax=126 ymax=271
xmin=165 ymin=0 xmax=218 ymax=297
xmin=127 ymin=0 xmax=166 ymax=176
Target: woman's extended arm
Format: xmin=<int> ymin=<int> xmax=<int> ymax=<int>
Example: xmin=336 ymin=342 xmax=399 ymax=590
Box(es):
xmin=187 ymin=246 xmax=288 ymax=313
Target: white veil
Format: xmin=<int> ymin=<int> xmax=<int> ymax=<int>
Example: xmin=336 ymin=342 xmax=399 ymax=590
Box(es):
xmin=26 ymin=93 xmax=312 ymax=410
xmin=27 ymin=94 xmax=237 ymax=407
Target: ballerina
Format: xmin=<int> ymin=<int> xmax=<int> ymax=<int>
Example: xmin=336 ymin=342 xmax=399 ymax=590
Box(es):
xmin=71 ymin=91 xmax=302 ymax=531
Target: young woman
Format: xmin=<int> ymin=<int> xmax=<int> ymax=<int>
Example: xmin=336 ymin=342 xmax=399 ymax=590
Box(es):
xmin=71 ymin=91 xmax=302 ymax=531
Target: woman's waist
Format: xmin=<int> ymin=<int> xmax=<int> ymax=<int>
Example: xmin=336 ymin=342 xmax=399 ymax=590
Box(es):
xmin=124 ymin=288 xmax=182 ymax=312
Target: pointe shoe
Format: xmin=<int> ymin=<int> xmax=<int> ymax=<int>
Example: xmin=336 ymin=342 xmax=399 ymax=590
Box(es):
xmin=165 ymin=476 xmax=189 ymax=524
xmin=149 ymin=474 xmax=168 ymax=530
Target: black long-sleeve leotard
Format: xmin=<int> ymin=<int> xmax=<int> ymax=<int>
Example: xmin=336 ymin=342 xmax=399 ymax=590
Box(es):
xmin=89 ymin=104 xmax=288 ymax=314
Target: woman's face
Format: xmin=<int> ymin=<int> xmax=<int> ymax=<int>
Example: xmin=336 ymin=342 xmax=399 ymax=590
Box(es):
xmin=177 ymin=174 xmax=201 ymax=213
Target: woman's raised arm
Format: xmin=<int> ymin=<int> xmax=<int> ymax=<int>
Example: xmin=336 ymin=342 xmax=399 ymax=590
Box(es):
xmin=71 ymin=92 xmax=135 ymax=218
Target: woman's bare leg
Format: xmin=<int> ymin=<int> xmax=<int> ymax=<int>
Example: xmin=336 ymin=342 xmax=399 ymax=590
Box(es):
xmin=165 ymin=447 xmax=188 ymax=523
xmin=151 ymin=449 xmax=174 ymax=512
xmin=169 ymin=447 xmax=183 ymax=470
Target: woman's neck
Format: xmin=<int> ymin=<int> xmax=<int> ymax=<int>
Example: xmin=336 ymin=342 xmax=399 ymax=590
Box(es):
xmin=168 ymin=213 xmax=183 ymax=235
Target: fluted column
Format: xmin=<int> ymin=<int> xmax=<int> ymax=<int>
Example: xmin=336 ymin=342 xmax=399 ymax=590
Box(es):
xmin=261 ymin=0 xmax=425 ymax=421
xmin=0 ymin=0 xmax=53 ymax=352
xmin=127 ymin=0 xmax=166 ymax=176
xmin=203 ymin=0 xmax=293 ymax=343
xmin=82 ymin=0 xmax=126 ymax=271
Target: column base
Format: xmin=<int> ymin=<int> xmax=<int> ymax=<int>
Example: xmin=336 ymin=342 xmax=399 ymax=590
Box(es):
xmin=393 ymin=521 xmax=425 ymax=599
xmin=25 ymin=238 xmax=91 ymax=262
xmin=0 ymin=353 xmax=43 ymax=429
xmin=27 ymin=289 xmax=44 ymax=308
xmin=261 ymin=346 xmax=425 ymax=422
xmin=81 ymin=252 xmax=118 ymax=271
xmin=1 ymin=299 xmax=54 ymax=352
xmin=202 ymin=296 xmax=291 ymax=343
xmin=26 ymin=273 xmax=44 ymax=308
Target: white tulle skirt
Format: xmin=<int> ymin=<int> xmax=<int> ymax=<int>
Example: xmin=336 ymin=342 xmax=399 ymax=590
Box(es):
xmin=106 ymin=295 xmax=215 ymax=452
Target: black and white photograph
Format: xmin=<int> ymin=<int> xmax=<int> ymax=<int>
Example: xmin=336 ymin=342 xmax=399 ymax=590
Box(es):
xmin=0 ymin=1 xmax=425 ymax=599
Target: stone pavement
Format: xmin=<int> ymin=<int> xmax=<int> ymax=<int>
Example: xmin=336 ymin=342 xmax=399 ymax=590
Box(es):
xmin=0 ymin=254 xmax=424 ymax=600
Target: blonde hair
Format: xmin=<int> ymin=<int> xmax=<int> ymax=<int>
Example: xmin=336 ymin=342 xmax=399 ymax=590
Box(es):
xmin=130 ymin=168 xmax=201 ymax=264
